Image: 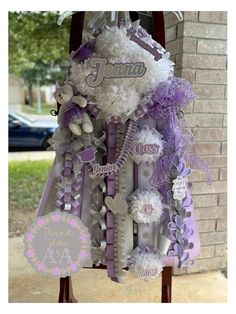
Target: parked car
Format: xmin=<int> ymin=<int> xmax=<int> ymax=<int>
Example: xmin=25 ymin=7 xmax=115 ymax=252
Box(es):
xmin=9 ymin=112 xmax=57 ymax=150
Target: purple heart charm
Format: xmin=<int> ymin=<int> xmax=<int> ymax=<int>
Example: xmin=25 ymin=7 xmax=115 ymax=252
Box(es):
xmin=174 ymin=243 xmax=183 ymax=257
xmin=182 ymin=197 xmax=193 ymax=209
xmin=168 ymin=250 xmax=177 ymax=257
xmin=180 ymin=251 xmax=190 ymax=264
xmin=167 ymin=231 xmax=176 ymax=241
xmin=175 ymin=215 xmax=183 ymax=229
xmin=168 ymin=222 xmax=177 ymax=231
xmin=182 ymin=167 xmax=192 ymax=177
xmin=177 ymin=162 xmax=185 ymax=174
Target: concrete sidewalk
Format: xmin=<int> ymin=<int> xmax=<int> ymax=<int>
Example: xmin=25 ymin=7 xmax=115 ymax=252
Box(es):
xmin=9 ymin=151 xmax=55 ymax=161
xmin=9 ymin=237 xmax=227 ymax=303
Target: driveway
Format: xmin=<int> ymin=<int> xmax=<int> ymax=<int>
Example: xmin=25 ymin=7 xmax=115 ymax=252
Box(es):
xmin=9 ymin=151 xmax=55 ymax=161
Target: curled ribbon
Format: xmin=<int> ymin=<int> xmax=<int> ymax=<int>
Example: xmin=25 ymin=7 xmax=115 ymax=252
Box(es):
xmin=91 ymin=240 xmax=106 ymax=266
xmin=90 ymin=205 xmax=107 ymax=231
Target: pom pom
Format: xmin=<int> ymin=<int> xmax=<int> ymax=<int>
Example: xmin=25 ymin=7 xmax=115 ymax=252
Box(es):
xmin=127 ymin=247 xmax=163 ymax=281
xmin=131 ymin=125 xmax=164 ymax=164
xmin=129 ymin=189 xmax=163 ymax=224
xmin=68 ymin=25 xmax=174 ymax=121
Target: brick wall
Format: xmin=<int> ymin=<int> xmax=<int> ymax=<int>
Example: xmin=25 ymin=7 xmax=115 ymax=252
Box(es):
xmin=164 ymin=11 xmax=227 ymax=274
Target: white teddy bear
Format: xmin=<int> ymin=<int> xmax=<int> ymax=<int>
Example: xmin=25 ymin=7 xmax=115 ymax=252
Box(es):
xmin=54 ymin=83 xmax=93 ymax=136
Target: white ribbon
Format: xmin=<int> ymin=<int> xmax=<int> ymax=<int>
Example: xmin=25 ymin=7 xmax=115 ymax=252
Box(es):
xmin=58 ymin=11 xmax=183 ymax=27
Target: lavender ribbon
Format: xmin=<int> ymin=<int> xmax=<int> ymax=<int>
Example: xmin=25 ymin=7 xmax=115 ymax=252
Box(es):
xmin=54 ymin=144 xmax=95 ymax=217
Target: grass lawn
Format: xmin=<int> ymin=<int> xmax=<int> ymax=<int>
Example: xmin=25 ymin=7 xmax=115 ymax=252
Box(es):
xmin=9 ymin=160 xmax=53 ymax=237
xmin=21 ymin=102 xmax=56 ymax=115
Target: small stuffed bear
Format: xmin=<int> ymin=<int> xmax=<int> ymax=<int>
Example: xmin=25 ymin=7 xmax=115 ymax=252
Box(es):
xmin=54 ymin=83 xmax=93 ymax=136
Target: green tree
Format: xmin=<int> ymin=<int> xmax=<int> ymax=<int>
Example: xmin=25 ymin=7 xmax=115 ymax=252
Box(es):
xmin=9 ymin=11 xmax=71 ymax=104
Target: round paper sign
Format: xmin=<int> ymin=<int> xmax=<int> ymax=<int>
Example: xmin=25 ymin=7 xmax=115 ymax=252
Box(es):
xmin=24 ymin=210 xmax=91 ymax=278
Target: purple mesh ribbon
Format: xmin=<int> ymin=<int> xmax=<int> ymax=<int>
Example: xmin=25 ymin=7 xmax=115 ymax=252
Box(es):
xmin=147 ymin=77 xmax=212 ymax=201
xmin=147 ymin=77 xmax=196 ymax=120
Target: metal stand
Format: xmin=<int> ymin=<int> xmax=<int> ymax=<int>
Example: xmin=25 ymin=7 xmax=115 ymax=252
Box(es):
xmin=58 ymin=276 xmax=78 ymax=303
xmin=161 ymin=266 xmax=172 ymax=303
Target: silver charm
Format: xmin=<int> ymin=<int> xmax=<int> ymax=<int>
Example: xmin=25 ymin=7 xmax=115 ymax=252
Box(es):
xmin=105 ymin=193 xmax=128 ymax=215
xmin=172 ymin=176 xmax=188 ymax=202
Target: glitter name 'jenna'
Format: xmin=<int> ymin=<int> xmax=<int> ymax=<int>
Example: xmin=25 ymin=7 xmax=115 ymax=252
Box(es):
xmin=86 ymin=57 xmax=146 ymax=87
xmin=126 ymin=26 xmax=162 ymax=61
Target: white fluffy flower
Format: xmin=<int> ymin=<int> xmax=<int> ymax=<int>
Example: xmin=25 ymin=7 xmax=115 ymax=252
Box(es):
xmin=95 ymin=84 xmax=140 ymax=118
xmin=128 ymin=247 xmax=163 ymax=281
xmin=131 ymin=125 xmax=164 ymax=164
xmin=70 ymin=59 xmax=96 ymax=97
xmin=68 ymin=25 xmax=174 ymax=120
xmin=129 ymin=189 xmax=163 ymax=224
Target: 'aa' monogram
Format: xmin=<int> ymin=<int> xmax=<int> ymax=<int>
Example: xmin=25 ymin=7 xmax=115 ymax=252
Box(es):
xmin=42 ymin=248 xmax=72 ymax=264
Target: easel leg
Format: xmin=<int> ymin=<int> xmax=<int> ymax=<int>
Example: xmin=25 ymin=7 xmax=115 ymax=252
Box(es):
xmin=58 ymin=276 xmax=77 ymax=303
xmin=161 ymin=266 xmax=172 ymax=303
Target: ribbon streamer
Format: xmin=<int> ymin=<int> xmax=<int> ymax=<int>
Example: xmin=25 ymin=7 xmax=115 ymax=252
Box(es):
xmin=90 ymin=205 xmax=107 ymax=231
